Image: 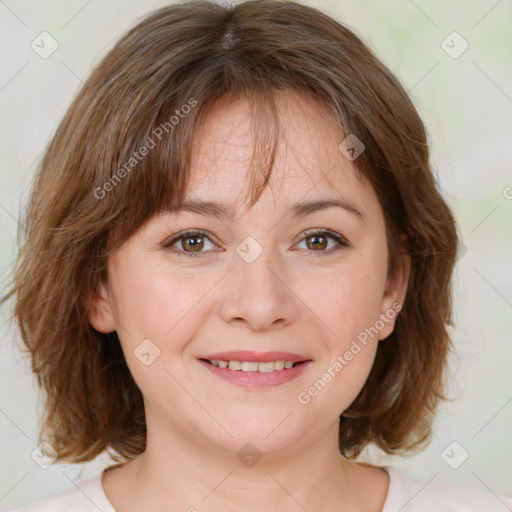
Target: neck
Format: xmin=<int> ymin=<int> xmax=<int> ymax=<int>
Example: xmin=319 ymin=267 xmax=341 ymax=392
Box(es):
xmin=102 ymin=413 xmax=389 ymax=512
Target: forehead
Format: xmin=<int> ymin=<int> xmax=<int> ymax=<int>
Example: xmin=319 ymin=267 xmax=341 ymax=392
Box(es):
xmin=187 ymin=91 xmax=368 ymax=207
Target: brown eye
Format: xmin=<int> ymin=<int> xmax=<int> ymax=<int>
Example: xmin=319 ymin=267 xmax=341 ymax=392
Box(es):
xmin=162 ymin=229 xmax=217 ymax=257
xmin=305 ymin=233 xmax=328 ymax=251
xmin=180 ymin=235 xmax=205 ymax=252
xmin=296 ymin=229 xmax=349 ymax=254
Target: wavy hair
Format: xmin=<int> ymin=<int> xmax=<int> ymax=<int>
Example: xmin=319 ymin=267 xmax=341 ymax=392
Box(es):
xmin=1 ymin=0 xmax=459 ymax=463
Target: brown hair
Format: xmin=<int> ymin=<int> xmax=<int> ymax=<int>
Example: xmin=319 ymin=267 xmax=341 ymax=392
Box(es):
xmin=1 ymin=0 xmax=459 ymax=463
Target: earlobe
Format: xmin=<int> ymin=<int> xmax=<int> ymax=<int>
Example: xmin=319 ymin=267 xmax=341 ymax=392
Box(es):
xmin=87 ymin=281 xmax=117 ymax=334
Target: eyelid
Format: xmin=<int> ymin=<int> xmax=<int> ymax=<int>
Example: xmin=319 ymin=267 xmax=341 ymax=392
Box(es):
xmin=161 ymin=227 xmax=350 ymax=256
xmin=295 ymin=228 xmax=350 ymax=248
xmin=161 ymin=228 xmax=221 ymax=253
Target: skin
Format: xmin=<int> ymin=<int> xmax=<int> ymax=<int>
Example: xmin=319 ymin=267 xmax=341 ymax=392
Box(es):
xmin=88 ymin=90 xmax=410 ymax=512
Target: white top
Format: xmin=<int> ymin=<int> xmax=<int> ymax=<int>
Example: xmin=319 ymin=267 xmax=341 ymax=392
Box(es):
xmin=8 ymin=465 xmax=512 ymax=511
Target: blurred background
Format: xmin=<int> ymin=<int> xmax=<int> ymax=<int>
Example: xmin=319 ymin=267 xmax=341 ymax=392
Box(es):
xmin=1 ymin=0 xmax=511 ymax=509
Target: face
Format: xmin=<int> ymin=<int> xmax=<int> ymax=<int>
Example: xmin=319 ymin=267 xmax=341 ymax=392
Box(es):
xmin=88 ymin=91 xmax=409 ymax=456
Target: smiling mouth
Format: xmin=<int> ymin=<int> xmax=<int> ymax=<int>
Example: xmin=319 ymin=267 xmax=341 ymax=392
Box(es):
xmin=200 ymin=358 xmax=308 ymax=372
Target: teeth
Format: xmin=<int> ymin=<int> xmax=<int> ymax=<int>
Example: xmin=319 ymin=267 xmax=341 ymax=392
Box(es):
xmin=241 ymin=361 xmax=258 ymax=371
xmin=257 ymin=361 xmax=275 ymax=373
xmin=228 ymin=360 xmax=241 ymax=370
xmin=274 ymin=360 xmax=285 ymax=370
xmin=208 ymin=359 xmax=298 ymax=372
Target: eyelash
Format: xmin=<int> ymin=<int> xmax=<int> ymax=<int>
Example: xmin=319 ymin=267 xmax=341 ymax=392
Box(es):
xmin=161 ymin=228 xmax=350 ymax=258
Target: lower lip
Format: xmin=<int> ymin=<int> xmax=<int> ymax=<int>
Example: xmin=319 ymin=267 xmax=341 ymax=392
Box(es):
xmin=198 ymin=360 xmax=312 ymax=388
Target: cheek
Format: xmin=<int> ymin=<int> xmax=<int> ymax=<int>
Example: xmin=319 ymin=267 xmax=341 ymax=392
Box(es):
xmin=109 ymin=258 xmax=221 ymax=391
xmin=109 ymin=261 xmax=213 ymax=398
xmin=111 ymin=257 xmax=213 ymax=339
xmin=312 ymin=265 xmax=385 ymax=345
xmin=299 ymin=275 xmax=382 ymax=416
xmin=305 ymin=267 xmax=384 ymax=402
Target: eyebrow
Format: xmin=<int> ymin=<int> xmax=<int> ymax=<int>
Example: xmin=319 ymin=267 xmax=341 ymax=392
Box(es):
xmin=165 ymin=198 xmax=365 ymax=222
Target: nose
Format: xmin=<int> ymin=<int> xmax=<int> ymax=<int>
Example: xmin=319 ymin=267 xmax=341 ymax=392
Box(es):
xmin=219 ymin=245 xmax=300 ymax=332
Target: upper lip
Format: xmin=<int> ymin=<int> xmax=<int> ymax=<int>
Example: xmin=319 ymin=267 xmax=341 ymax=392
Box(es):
xmin=200 ymin=351 xmax=311 ymax=363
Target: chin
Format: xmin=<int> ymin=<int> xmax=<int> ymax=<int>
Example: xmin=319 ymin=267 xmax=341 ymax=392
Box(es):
xmin=211 ymin=414 xmax=304 ymax=453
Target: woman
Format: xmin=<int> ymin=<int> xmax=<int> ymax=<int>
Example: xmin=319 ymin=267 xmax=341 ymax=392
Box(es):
xmin=4 ymin=1 xmax=511 ymax=510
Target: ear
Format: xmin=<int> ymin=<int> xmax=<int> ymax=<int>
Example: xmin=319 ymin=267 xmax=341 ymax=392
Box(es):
xmin=87 ymin=280 xmax=117 ymax=334
xmin=377 ymin=239 xmax=411 ymax=341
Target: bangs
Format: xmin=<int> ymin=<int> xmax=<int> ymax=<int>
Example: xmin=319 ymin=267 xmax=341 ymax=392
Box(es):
xmin=79 ymin=1 xmax=369 ymax=255
xmin=4 ymin=0 xmax=458 ymax=464
xmin=103 ymin=88 xmax=282 ymax=252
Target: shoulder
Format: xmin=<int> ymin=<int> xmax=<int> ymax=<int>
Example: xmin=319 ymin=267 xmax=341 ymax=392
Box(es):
xmin=382 ymin=465 xmax=512 ymax=512
xmin=7 ymin=472 xmax=115 ymax=512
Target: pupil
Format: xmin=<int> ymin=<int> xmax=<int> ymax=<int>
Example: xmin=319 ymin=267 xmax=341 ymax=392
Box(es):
xmin=185 ymin=236 xmax=203 ymax=251
xmin=308 ymin=235 xmax=326 ymax=250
